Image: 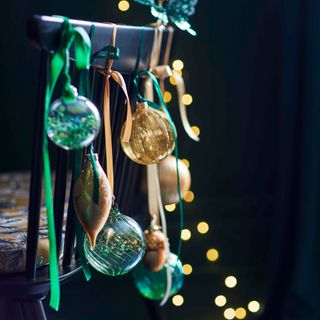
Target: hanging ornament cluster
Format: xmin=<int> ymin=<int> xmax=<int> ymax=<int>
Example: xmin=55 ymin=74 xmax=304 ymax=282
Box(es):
xmin=38 ymin=6 xmax=199 ymax=311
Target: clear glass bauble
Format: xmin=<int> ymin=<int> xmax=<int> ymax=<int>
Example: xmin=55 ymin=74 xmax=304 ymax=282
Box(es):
xmin=132 ymin=252 xmax=184 ymax=300
xmin=47 ymin=95 xmax=101 ymax=150
xmin=84 ymin=206 xmax=145 ymax=276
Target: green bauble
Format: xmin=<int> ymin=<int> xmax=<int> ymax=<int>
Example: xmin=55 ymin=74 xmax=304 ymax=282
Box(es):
xmin=132 ymin=252 xmax=184 ymax=300
xmin=84 ymin=206 xmax=145 ymax=276
xmin=47 ymin=96 xmax=101 ymax=150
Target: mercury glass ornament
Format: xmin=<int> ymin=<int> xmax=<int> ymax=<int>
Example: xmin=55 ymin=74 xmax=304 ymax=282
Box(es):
xmin=84 ymin=205 xmax=145 ymax=276
xmin=121 ymin=102 xmax=175 ymax=165
xmin=133 ymin=252 xmax=184 ymax=300
xmin=47 ymin=94 xmax=101 ymax=150
xmin=143 ymin=226 xmax=166 ymax=272
xmin=74 ymin=154 xmax=112 ymax=249
xmin=158 ymin=155 xmax=191 ymax=204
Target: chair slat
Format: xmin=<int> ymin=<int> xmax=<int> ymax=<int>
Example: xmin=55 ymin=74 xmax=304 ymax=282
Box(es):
xmin=26 ymin=51 xmax=48 ymax=280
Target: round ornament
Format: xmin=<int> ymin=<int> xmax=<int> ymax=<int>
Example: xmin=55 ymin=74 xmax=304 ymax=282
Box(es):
xmin=143 ymin=226 xmax=166 ymax=272
xmin=158 ymin=155 xmax=191 ymax=204
xmin=47 ymin=93 xmax=101 ymax=150
xmin=121 ymin=102 xmax=175 ymax=165
xmin=84 ymin=205 xmax=145 ymax=276
xmin=133 ymin=252 xmax=184 ymax=300
xmin=73 ymin=153 xmax=112 ymax=249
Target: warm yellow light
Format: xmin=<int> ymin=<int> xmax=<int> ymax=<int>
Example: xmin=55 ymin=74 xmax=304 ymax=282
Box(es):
xmin=197 ymin=221 xmax=209 ymax=234
xmin=118 ymin=0 xmax=130 ymax=11
xmin=215 ymin=295 xmax=227 ymax=307
xmin=235 ymin=307 xmax=246 ymax=319
xmin=172 ymin=59 xmax=184 ymax=71
xmin=225 ymin=276 xmax=237 ymax=288
xmin=224 ymin=308 xmax=236 ymax=319
xmin=184 ymin=190 xmax=194 ymax=202
xmin=172 ymin=294 xmax=184 ymax=306
xmin=181 ymin=158 xmax=190 ymax=168
xmin=206 ymin=248 xmax=219 ymax=262
xmin=163 ymin=91 xmax=172 ymax=103
xmin=169 ymin=76 xmax=177 ymax=86
xmin=165 ymin=203 xmax=176 ymax=212
xmin=191 ymin=126 xmax=200 ymax=137
xmin=182 ymin=264 xmax=193 ymax=275
xmin=182 ymin=93 xmax=193 ymax=105
xmin=181 ymin=228 xmax=191 ymax=241
xmin=248 ymin=301 xmax=260 ymax=313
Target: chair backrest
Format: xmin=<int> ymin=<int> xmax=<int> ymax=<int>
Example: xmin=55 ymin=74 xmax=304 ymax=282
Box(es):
xmin=24 ymin=15 xmax=169 ymax=282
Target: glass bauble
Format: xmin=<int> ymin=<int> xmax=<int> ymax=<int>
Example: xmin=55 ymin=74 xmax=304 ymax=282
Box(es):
xmin=133 ymin=252 xmax=184 ymax=300
xmin=74 ymin=154 xmax=112 ymax=249
xmin=158 ymin=155 xmax=191 ymax=204
xmin=143 ymin=227 xmax=166 ymax=272
xmin=84 ymin=206 xmax=145 ymax=276
xmin=47 ymin=95 xmax=101 ymax=150
xmin=121 ymin=102 xmax=175 ymax=165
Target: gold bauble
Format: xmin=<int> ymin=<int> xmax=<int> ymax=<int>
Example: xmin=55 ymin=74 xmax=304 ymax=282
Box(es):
xmin=73 ymin=154 xmax=112 ymax=249
xmin=143 ymin=227 xmax=166 ymax=272
xmin=158 ymin=155 xmax=191 ymax=205
xmin=121 ymin=102 xmax=175 ymax=165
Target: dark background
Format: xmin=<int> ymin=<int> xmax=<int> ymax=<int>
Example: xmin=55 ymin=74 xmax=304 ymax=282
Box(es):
xmin=1 ymin=0 xmax=319 ymax=319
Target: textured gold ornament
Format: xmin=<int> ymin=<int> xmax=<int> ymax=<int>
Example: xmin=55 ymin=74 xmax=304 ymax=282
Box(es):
xmin=143 ymin=226 xmax=166 ymax=272
xmin=158 ymin=155 xmax=191 ymax=204
xmin=73 ymin=154 xmax=113 ymax=249
xmin=121 ymin=102 xmax=175 ymax=165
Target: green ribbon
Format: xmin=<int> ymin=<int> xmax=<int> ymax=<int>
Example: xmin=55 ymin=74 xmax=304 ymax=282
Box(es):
xmin=133 ymin=70 xmax=184 ymax=259
xmin=43 ymin=17 xmax=91 ymax=310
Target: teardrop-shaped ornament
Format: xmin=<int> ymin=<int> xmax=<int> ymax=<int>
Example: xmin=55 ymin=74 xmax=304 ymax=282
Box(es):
xmin=133 ymin=252 xmax=184 ymax=300
xmin=73 ymin=154 xmax=112 ymax=249
xmin=47 ymin=87 xmax=101 ymax=150
xmin=143 ymin=226 xmax=166 ymax=272
xmin=84 ymin=205 xmax=146 ymax=276
xmin=121 ymin=102 xmax=175 ymax=165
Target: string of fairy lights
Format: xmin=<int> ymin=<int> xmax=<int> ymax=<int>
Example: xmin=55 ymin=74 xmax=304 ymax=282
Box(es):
xmin=117 ymin=1 xmax=262 ymax=319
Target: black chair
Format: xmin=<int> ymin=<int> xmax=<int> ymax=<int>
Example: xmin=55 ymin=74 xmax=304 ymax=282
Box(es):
xmin=0 ymin=15 xmax=169 ymax=320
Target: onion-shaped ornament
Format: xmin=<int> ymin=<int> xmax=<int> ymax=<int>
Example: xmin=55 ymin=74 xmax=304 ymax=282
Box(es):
xmin=73 ymin=154 xmax=112 ymax=249
xmin=84 ymin=205 xmax=146 ymax=276
xmin=133 ymin=252 xmax=184 ymax=300
xmin=158 ymin=155 xmax=191 ymax=204
xmin=121 ymin=102 xmax=175 ymax=165
xmin=143 ymin=226 xmax=166 ymax=272
xmin=47 ymin=87 xmax=101 ymax=150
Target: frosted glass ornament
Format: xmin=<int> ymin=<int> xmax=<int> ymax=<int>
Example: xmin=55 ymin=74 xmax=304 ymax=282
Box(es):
xmin=47 ymin=95 xmax=101 ymax=150
xmin=121 ymin=102 xmax=175 ymax=165
xmin=158 ymin=156 xmax=191 ymax=204
xmin=133 ymin=252 xmax=184 ymax=300
xmin=84 ymin=205 xmax=145 ymax=276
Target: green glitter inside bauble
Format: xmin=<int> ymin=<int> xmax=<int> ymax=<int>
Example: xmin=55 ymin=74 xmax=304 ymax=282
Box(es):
xmin=132 ymin=252 xmax=184 ymax=300
xmin=47 ymin=96 xmax=101 ymax=150
xmin=84 ymin=206 xmax=146 ymax=276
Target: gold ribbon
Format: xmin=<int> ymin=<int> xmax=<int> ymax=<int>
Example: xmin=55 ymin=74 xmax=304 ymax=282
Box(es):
xmin=150 ymin=26 xmax=200 ymax=142
xmin=95 ymin=25 xmax=132 ymax=194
